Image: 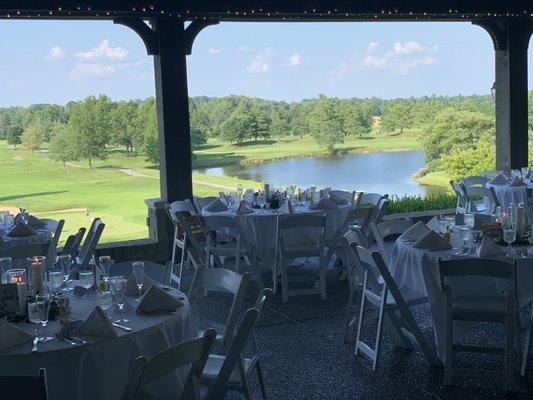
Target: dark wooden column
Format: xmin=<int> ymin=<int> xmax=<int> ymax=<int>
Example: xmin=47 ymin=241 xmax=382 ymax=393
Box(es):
xmin=474 ymin=19 xmax=531 ymax=170
xmin=152 ymin=18 xmax=192 ymax=202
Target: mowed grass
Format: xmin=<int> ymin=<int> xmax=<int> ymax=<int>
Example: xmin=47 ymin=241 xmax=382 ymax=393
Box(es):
xmin=0 ymin=130 xmax=422 ymax=243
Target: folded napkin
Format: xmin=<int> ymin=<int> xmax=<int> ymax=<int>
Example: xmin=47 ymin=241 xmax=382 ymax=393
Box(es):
xmin=236 ymin=201 xmax=254 ymax=215
xmin=279 ymin=201 xmax=294 ymax=214
xmin=136 ymin=285 xmax=183 ymax=315
xmin=329 ymin=193 xmax=349 ymax=206
xmin=488 ymin=172 xmax=510 ymax=185
xmin=476 ymin=236 xmax=504 ymax=257
xmin=399 ymin=221 xmax=430 ymax=241
xmin=28 ymin=215 xmax=46 ymax=229
xmin=8 ymin=222 xmax=37 ymax=237
xmin=0 ymin=320 xmax=34 ymax=352
xmin=508 ymin=176 xmax=524 ymax=187
xmin=126 ymin=272 xmax=159 ymax=296
xmin=426 ymin=216 xmax=441 ymax=233
xmin=311 ymin=198 xmax=336 ymax=210
xmin=474 ymin=213 xmax=494 ymax=229
xmin=412 ymin=230 xmax=452 ymax=250
xmin=72 ymin=306 xmax=118 ymax=338
xmin=69 ymin=264 xmax=103 ymax=281
xmin=203 ymin=198 xmax=228 ymax=213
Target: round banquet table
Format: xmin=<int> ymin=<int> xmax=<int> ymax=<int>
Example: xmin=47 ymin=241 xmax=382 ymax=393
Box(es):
xmin=0 ymin=287 xmax=197 ymax=400
xmin=486 ymin=181 xmax=533 ymax=210
xmin=389 ymin=236 xmax=533 ymax=361
xmin=203 ymin=204 xmax=350 ymax=268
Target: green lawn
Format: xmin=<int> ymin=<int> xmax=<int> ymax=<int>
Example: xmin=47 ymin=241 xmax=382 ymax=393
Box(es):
xmin=0 ymin=131 xmax=422 ymax=243
xmin=415 ymin=170 xmax=452 ymax=188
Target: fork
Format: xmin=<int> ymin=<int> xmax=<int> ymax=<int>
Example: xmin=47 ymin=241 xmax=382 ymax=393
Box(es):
xmin=55 ymin=331 xmax=77 ymax=346
xmin=61 ymin=326 xmax=87 ymax=344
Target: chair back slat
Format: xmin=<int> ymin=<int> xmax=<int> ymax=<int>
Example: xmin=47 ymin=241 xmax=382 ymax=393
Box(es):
xmin=193 ymin=197 xmax=218 ymax=214
xmin=462 ymin=175 xmax=489 ymax=186
xmin=278 ymin=213 xmax=326 ymax=230
xmin=344 ymin=228 xmax=368 ymax=249
xmin=62 ymin=228 xmax=86 ymax=259
xmin=354 ymin=245 xmax=383 ymax=292
xmin=78 ymin=220 xmax=105 ymax=269
xmin=439 ymin=258 xmax=515 ymax=280
xmin=0 ymin=368 xmax=49 ymax=400
xmin=52 ymin=219 xmax=65 ymax=248
xmin=78 ymin=218 xmax=101 ymax=261
xmin=371 ymin=219 xmax=413 ymax=263
xmin=170 ymin=199 xmax=197 ymax=215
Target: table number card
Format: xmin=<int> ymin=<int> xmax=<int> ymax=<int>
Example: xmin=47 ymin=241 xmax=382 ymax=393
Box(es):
xmin=0 ymin=283 xmax=20 ymax=315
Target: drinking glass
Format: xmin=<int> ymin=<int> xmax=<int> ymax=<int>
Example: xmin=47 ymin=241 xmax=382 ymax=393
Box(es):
xmin=503 ymin=227 xmax=517 ymax=258
xmin=48 ymin=269 xmax=64 ymax=295
xmin=521 ymin=167 xmax=529 ymax=180
xmin=36 ymin=294 xmax=52 ymax=341
xmin=0 ymin=257 xmax=12 ymax=284
xmin=456 ymin=227 xmax=471 ymax=255
xmin=464 ymin=213 xmax=475 ymax=229
xmin=256 ymin=192 xmax=266 ymax=210
xmin=444 ymin=216 xmax=455 ymax=232
xmin=111 ymin=276 xmax=129 ymax=324
xmin=79 ymin=271 xmax=94 ymax=300
xmin=27 ymin=300 xmax=42 ymax=338
xmin=96 ymin=290 xmax=114 ymax=315
xmin=132 ymin=261 xmax=145 ymax=300
xmin=99 ymin=256 xmax=113 ymax=282
xmin=59 ymin=254 xmax=72 ymax=291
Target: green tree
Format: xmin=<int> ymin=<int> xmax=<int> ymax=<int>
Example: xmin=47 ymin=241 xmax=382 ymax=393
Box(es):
xmin=189 ymin=102 xmax=208 ymax=148
xmin=6 ymin=125 xmax=23 ymax=149
xmin=49 ymin=125 xmax=79 ymax=166
xmin=440 ymin=141 xmax=495 ymax=180
xmin=250 ymin=103 xmax=271 ymax=141
xmin=380 ymin=101 xmax=413 ymax=134
xmin=110 ymin=100 xmax=138 ymax=152
xmin=69 ymin=95 xmax=112 ymax=168
xmin=290 ymin=103 xmax=310 ymax=139
xmin=338 ymin=102 xmax=372 ymax=137
xmin=21 ymin=123 xmax=43 ymax=152
xmin=143 ymin=100 xmax=159 ymax=164
xmin=269 ymin=108 xmax=290 ymax=138
xmin=308 ymin=96 xmax=343 ymax=153
xmin=218 ymin=104 xmax=254 ymax=145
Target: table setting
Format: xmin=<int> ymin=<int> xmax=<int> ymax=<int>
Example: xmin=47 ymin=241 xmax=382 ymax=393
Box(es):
xmin=389 ymin=207 xmax=533 ymax=361
xmin=202 ymin=184 xmax=351 ymax=267
xmin=485 ymin=169 xmax=533 ymax=215
xmin=0 ymin=255 xmax=197 ymax=400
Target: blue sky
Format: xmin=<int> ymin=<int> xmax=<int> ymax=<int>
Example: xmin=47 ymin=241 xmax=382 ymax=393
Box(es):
xmin=0 ymin=20 xmax=531 ymax=106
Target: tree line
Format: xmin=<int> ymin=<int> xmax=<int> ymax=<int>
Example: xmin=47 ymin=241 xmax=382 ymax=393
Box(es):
xmin=2 ymin=92 xmax=530 ymax=175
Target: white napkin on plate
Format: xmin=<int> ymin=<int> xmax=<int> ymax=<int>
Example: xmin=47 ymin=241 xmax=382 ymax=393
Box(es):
xmin=8 ymin=223 xmax=37 ymax=237
xmin=136 ymin=285 xmax=183 ymax=315
xmin=126 ymin=272 xmax=159 ymax=296
xmin=311 ymin=198 xmax=337 ymax=210
xmin=476 ymin=236 xmax=504 ymax=257
xmin=72 ymin=306 xmax=118 ymax=338
xmin=202 ymin=198 xmax=228 ymax=213
xmin=508 ymin=176 xmax=524 ymax=187
xmin=0 ymin=320 xmax=34 ymax=352
xmin=488 ymin=172 xmax=510 ymax=185
xmin=413 ymin=230 xmax=452 ymax=250
xmin=399 ymin=221 xmax=430 ymax=241
xmin=236 ymin=201 xmax=254 ymax=215
xmin=279 ymin=201 xmax=294 ymax=214
xmin=425 ymin=216 xmax=441 ymax=233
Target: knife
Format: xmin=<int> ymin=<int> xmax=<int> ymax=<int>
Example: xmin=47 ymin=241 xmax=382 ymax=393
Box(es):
xmin=113 ymin=323 xmax=132 ymax=332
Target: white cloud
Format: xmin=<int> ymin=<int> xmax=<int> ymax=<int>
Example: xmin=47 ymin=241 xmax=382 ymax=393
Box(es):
xmin=247 ymin=47 xmax=274 ymax=73
xmin=288 ymin=53 xmax=301 ymax=67
xmin=411 ymin=57 xmax=439 ymax=67
xmin=68 ymin=63 xmax=116 ymax=79
xmin=363 ymin=52 xmax=391 ymax=67
xmin=393 ymin=41 xmax=425 ymax=54
xmin=45 ymin=46 xmax=66 ymax=60
xmin=209 ymin=48 xmax=221 ymax=55
xmin=75 ymin=39 xmax=128 ymax=61
xmin=367 ymin=42 xmax=380 ymax=53
xmin=237 ymin=46 xmax=248 ymax=52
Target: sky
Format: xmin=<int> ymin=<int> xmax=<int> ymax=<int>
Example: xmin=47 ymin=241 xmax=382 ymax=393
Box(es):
xmin=0 ymin=20 xmax=531 ymax=106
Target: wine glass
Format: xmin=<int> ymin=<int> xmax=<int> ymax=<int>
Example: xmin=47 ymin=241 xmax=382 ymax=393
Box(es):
xmin=36 ymin=294 xmax=52 ymax=341
xmin=463 ymin=213 xmax=475 ymax=229
xmin=132 ymin=261 xmax=145 ymax=300
xmin=521 ymin=167 xmax=529 ymax=180
xmin=96 ymin=291 xmax=114 ymax=316
xmin=503 ymin=225 xmax=517 ymax=258
xmin=111 ymin=276 xmax=129 ymax=324
xmin=99 ymin=256 xmax=113 ymax=282
xmin=456 ymin=227 xmax=471 ymax=255
xmin=256 ymin=192 xmax=266 ymax=211
xmin=59 ymin=254 xmax=72 ymax=291
xmin=0 ymin=257 xmax=12 ymax=284
xmin=79 ymin=271 xmax=94 ymax=300
xmin=48 ymin=269 xmax=64 ymax=295
xmin=28 ymin=300 xmax=42 ymax=339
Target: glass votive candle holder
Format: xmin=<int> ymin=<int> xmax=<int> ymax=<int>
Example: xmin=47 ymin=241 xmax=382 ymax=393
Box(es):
xmin=8 ymin=269 xmax=27 ymax=284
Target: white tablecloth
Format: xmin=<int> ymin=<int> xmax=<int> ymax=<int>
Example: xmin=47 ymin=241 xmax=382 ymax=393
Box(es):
xmin=203 ymin=205 xmax=350 ymax=268
xmin=486 ymin=182 xmax=533 ymax=209
xmin=0 ymin=288 xmax=197 ymax=400
xmin=389 ymin=237 xmax=533 ymax=360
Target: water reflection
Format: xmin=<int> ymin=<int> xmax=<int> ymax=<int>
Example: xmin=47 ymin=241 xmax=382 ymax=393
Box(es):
xmin=194 ymin=150 xmax=447 ymax=197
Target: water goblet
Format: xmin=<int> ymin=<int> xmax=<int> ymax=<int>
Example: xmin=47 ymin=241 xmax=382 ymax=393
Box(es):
xmin=35 ymin=294 xmax=52 ymax=341
xmin=48 ymin=269 xmax=64 ymax=295
xmin=28 ymin=300 xmax=42 ymax=339
xmin=99 ymin=256 xmax=113 ymax=282
xmin=96 ymin=290 xmax=114 ymax=316
xmin=79 ymin=271 xmax=94 ymax=300
xmin=132 ymin=261 xmax=145 ymax=300
xmin=456 ymin=227 xmax=471 ymax=255
xmin=111 ymin=276 xmax=129 ymax=324
xmin=503 ymin=226 xmax=517 ymax=258
xmin=58 ymin=254 xmax=72 ymax=291
xmin=0 ymin=257 xmax=12 ymax=284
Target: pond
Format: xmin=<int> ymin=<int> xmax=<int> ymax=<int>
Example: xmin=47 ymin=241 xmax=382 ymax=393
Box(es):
xmin=194 ymin=150 xmax=447 ymax=197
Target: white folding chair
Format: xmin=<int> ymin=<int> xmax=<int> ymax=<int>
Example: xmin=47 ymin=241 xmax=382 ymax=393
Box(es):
xmin=439 ymin=258 xmax=517 ymax=391
xmin=450 ymin=181 xmax=467 ymax=214
xmin=193 ymin=196 xmax=218 ymax=214
xmin=274 ymin=213 xmax=327 ymax=303
xmin=122 ymin=329 xmax=216 ymax=400
xmin=110 ymin=261 xmax=173 ymax=285
xmin=76 ymin=218 xmax=105 ymax=269
xmin=462 ymin=175 xmax=490 ymax=186
xmin=329 ymin=190 xmax=357 ymax=207
xmin=201 ymin=215 xmax=248 ymax=273
xmin=355 ymin=247 xmax=438 ymax=370
xmin=0 ymin=368 xmax=49 ymax=400
xmin=51 ymin=219 xmax=65 ymax=249
xmin=359 ymin=192 xmax=387 ymax=207
xmin=324 ymin=208 xmax=363 ymax=268
xmin=370 ymin=219 xmax=413 ymax=264
xmin=189 ymin=267 xmax=252 ymax=351
xmin=364 ymin=197 xmax=389 ymax=243
xmin=60 ymin=227 xmax=86 ymax=258
xmin=201 ymin=290 xmax=272 ymax=400
xmin=166 ymin=201 xmax=207 ymax=290
xmin=521 ymin=307 xmax=533 ymax=376
xmin=463 ymin=185 xmax=500 ymax=214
